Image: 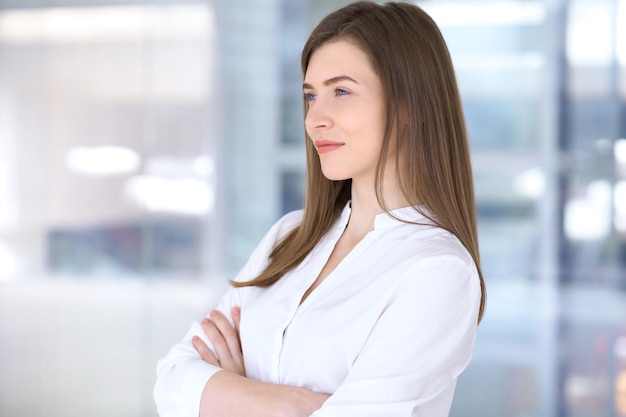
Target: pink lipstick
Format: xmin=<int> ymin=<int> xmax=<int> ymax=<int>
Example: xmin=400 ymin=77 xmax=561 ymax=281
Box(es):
xmin=314 ymin=139 xmax=344 ymax=154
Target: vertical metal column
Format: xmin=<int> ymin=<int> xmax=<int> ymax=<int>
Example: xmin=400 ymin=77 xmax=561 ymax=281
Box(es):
xmin=541 ymin=0 xmax=569 ymax=415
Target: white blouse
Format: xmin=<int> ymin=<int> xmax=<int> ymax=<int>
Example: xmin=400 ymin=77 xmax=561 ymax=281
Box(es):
xmin=154 ymin=204 xmax=481 ymax=417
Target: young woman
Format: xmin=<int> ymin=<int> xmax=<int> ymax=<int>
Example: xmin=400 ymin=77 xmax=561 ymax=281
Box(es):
xmin=154 ymin=2 xmax=486 ymax=416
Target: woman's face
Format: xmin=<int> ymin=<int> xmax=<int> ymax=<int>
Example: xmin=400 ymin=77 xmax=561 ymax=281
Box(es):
xmin=303 ymin=39 xmax=389 ymax=183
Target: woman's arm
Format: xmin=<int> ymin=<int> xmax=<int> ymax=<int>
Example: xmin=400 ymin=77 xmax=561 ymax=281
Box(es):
xmin=199 ymin=371 xmax=329 ymax=417
xmin=193 ymin=308 xmax=329 ymax=417
xmin=308 ymin=257 xmax=481 ymax=417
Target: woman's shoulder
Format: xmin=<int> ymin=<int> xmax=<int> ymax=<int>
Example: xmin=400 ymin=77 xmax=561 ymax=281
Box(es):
xmin=399 ymin=223 xmax=476 ymax=270
xmin=394 ymin=227 xmax=480 ymax=300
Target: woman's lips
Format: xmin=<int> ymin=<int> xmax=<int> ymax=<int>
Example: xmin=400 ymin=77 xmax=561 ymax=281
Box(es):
xmin=314 ymin=139 xmax=344 ymax=154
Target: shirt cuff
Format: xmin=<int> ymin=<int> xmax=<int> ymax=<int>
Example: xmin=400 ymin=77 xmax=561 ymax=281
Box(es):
xmin=179 ymin=359 xmax=223 ymax=417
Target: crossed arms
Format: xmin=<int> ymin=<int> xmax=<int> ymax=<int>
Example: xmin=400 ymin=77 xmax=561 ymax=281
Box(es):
xmin=191 ymin=307 xmax=329 ymax=417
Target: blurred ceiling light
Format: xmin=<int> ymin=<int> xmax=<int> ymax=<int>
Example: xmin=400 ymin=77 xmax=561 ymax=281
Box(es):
xmin=565 ymin=180 xmax=612 ymax=240
xmin=616 ymin=139 xmax=626 ymax=164
xmin=565 ymin=375 xmax=604 ymax=400
xmin=0 ymin=4 xmax=212 ymax=43
xmin=615 ymin=180 xmax=626 ymax=232
xmin=124 ymin=175 xmax=213 ymax=215
xmin=618 ymin=0 xmax=626 ymax=66
xmin=65 ymin=146 xmax=140 ymax=176
xmin=418 ymin=1 xmax=545 ymax=27
xmin=193 ymin=155 xmax=215 ymax=178
xmin=0 ymin=241 xmax=18 ymax=281
xmin=567 ymin=0 xmax=618 ymax=66
xmin=514 ymin=167 xmax=546 ymax=199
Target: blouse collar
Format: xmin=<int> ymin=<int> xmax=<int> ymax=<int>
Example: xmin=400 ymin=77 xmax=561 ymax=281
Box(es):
xmin=339 ymin=201 xmax=433 ymax=230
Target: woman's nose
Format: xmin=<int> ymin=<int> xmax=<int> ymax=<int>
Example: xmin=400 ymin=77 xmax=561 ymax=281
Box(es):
xmin=304 ymin=100 xmax=332 ymax=132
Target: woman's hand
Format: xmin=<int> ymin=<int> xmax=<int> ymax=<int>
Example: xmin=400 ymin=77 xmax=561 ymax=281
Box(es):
xmin=192 ymin=306 xmax=246 ymax=377
xmin=193 ymin=307 xmax=330 ymax=417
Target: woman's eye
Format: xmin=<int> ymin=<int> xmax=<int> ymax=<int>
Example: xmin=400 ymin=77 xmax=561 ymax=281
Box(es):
xmin=304 ymin=92 xmax=317 ymax=101
xmin=335 ymin=88 xmax=349 ymax=96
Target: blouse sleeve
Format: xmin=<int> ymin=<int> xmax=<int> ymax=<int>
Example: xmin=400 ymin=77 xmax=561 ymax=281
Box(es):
xmin=311 ymin=256 xmax=482 ymax=417
xmin=153 ymin=211 xmax=302 ymax=417
xmin=153 ymin=287 xmax=241 ymax=417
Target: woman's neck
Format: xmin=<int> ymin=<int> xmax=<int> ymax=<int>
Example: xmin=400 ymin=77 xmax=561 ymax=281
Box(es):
xmin=345 ymin=175 xmax=409 ymax=238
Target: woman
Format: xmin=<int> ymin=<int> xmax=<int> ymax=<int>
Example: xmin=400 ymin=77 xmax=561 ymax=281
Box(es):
xmin=154 ymin=2 xmax=486 ymax=416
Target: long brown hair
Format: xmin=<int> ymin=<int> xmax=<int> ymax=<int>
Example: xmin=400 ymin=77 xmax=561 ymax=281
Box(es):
xmin=233 ymin=1 xmax=486 ymax=323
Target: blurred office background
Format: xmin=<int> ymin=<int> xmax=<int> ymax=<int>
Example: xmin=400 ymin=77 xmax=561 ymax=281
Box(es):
xmin=0 ymin=0 xmax=624 ymax=416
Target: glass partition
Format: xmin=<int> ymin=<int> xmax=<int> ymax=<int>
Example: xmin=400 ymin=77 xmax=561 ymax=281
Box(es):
xmin=0 ymin=3 xmax=220 ymax=416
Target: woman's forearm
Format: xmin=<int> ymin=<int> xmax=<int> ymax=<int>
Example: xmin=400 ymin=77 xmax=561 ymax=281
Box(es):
xmin=200 ymin=371 xmax=329 ymax=417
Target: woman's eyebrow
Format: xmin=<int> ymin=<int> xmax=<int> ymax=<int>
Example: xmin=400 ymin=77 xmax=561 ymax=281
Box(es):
xmin=302 ymin=75 xmax=358 ymax=90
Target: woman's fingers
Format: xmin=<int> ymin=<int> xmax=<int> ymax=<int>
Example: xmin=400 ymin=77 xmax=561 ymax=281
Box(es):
xmin=197 ymin=309 xmax=246 ymax=376
xmin=209 ymin=309 xmax=241 ymax=356
xmin=208 ymin=311 xmax=245 ymax=369
xmin=200 ymin=317 xmax=229 ymax=361
xmin=230 ymin=307 xmax=241 ymax=333
xmin=231 ymin=306 xmax=241 ymax=334
xmin=231 ymin=306 xmax=242 ymax=344
xmin=192 ymin=334 xmax=219 ymax=366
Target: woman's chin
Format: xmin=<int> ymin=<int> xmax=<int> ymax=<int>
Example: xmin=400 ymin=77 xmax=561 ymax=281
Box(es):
xmin=321 ymin=170 xmax=350 ymax=182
